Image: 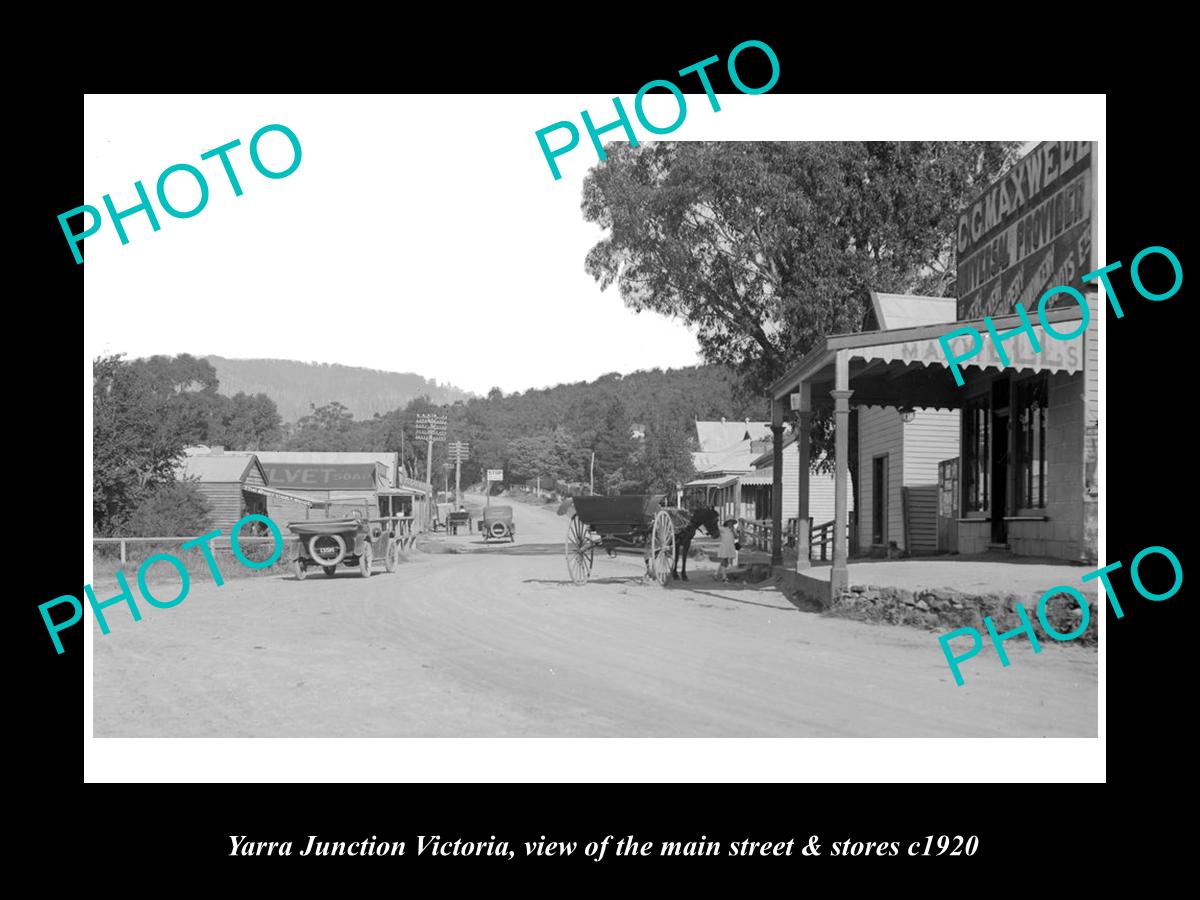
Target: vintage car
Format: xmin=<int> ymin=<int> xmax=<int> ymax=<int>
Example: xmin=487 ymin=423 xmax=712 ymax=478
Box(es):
xmin=446 ymin=508 xmax=472 ymax=535
xmin=287 ymin=506 xmax=401 ymax=579
xmin=479 ymin=504 xmax=515 ymax=543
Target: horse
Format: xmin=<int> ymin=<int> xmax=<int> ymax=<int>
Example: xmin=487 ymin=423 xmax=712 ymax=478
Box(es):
xmin=670 ymin=506 xmax=720 ymax=581
xmin=639 ymin=504 xmax=720 ymax=583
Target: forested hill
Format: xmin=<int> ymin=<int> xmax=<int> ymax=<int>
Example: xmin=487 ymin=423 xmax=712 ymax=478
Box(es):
xmin=238 ymin=361 xmax=765 ymax=491
xmin=490 ymin=366 xmax=768 ymax=433
xmin=204 ymin=356 xmax=473 ymax=421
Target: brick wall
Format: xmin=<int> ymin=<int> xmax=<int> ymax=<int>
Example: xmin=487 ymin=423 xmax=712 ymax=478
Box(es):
xmin=958 ymin=519 xmax=990 ymax=554
xmin=1008 ymin=371 xmax=1084 ymax=561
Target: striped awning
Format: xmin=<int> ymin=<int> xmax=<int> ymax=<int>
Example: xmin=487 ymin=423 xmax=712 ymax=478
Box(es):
xmin=739 ymin=470 xmax=773 ymax=486
xmin=242 ymin=484 xmax=328 ymax=507
xmin=685 ymin=475 xmax=738 ymax=489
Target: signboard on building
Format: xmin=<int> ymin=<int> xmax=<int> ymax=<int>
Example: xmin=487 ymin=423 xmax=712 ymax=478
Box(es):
xmin=855 ymin=325 xmax=1084 ymax=376
xmin=262 ymin=463 xmax=380 ymax=489
xmin=956 ymin=141 xmax=1095 ymax=321
xmin=395 ymin=474 xmax=432 ymax=493
xmin=486 ymin=469 xmax=503 ymax=482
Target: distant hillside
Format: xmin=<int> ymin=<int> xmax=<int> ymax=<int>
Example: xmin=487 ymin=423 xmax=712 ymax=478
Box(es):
xmin=205 ymin=356 xmax=474 ymax=422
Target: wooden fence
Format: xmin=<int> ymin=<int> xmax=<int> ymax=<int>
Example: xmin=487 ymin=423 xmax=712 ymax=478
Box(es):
xmin=738 ymin=516 xmax=851 ymax=561
xmin=92 ymin=517 xmax=417 ymax=564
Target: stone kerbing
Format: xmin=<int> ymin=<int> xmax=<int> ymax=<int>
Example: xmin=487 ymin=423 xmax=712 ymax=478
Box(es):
xmin=824 ymin=584 xmax=1097 ymax=646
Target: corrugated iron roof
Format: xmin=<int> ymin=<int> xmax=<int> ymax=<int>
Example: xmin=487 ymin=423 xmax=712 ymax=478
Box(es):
xmin=184 ymin=447 xmax=399 ymax=481
xmin=692 ymin=444 xmax=762 ymax=475
xmin=694 ymin=420 xmax=771 ymax=452
xmin=685 ymin=475 xmax=739 ymax=488
xmin=868 ymin=292 xmax=957 ymax=331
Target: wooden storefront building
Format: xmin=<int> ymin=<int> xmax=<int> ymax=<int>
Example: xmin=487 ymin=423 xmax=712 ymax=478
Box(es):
xmin=766 ymin=141 xmax=1098 ymax=589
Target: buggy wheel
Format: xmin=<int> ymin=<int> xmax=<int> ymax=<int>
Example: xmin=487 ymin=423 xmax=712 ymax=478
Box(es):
xmin=359 ymin=545 xmax=373 ymax=578
xmin=650 ymin=510 xmax=676 ymax=587
xmin=292 ymin=559 xmax=307 ymax=581
xmin=322 ymin=565 xmax=337 ymax=577
xmin=565 ymin=515 xmax=593 ymax=585
xmin=385 ymin=541 xmax=398 ymax=573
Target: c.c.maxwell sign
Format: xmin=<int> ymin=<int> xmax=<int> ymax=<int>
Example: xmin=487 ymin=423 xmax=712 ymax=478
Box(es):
xmin=956 ymin=141 xmax=1095 ymax=321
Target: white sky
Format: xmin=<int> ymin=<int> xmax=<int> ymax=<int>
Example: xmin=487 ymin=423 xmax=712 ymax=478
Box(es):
xmin=85 ymin=94 xmax=723 ymax=396
xmin=82 ymin=95 xmax=1093 ymax=398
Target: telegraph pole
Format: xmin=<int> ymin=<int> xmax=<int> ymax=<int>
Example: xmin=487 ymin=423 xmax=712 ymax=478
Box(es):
xmin=415 ymin=413 xmax=448 ymax=487
xmin=447 ymin=440 xmax=469 ymax=508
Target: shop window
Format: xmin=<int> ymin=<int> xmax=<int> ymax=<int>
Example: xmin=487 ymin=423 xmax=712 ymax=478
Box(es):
xmin=1016 ymin=375 xmax=1048 ymax=509
xmin=962 ymin=396 xmax=989 ymax=513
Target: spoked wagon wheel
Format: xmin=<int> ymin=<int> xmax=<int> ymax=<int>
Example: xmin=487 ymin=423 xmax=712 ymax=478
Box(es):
xmin=650 ymin=510 xmax=676 ymax=587
xmin=565 ymin=515 xmax=593 ymax=585
xmin=292 ymin=559 xmax=307 ymax=581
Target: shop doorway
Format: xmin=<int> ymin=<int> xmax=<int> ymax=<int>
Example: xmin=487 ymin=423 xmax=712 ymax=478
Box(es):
xmin=872 ymin=454 xmax=888 ymax=546
xmin=991 ymin=412 xmax=1009 ymax=545
xmin=990 ymin=377 xmax=1011 ymax=545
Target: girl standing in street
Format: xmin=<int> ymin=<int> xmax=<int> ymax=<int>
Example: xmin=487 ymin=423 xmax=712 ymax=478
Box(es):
xmin=715 ymin=518 xmax=738 ymax=582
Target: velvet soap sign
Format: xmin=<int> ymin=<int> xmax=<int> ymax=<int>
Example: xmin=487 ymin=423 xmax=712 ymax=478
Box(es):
xmin=263 ymin=463 xmax=378 ymax=489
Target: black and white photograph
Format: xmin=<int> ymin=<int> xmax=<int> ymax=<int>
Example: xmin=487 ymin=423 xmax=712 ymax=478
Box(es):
xmin=80 ymin=94 xmax=1107 ymax=782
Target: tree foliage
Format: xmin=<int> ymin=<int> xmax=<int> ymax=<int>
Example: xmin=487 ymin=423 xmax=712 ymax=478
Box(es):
xmin=617 ymin=416 xmax=695 ymax=496
xmin=124 ymin=481 xmax=212 ymax=536
xmin=93 ymin=354 xmax=284 ymax=534
xmin=505 ymin=426 xmax=580 ymax=485
xmin=93 ymin=355 xmax=191 ymax=534
xmin=286 ymin=401 xmax=358 ymax=451
xmin=268 ymin=365 xmax=759 ymax=490
xmin=582 ymin=141 xmax=1021 ymax=392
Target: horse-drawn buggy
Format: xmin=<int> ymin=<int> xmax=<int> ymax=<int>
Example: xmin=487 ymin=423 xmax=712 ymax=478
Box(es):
xmin=479 ymin=505 xmax=515 ymax=543
xmin=563 ymin=495 xmax=718 ymax=586
xmin=288 ymin=500 xmax=405 ymax=580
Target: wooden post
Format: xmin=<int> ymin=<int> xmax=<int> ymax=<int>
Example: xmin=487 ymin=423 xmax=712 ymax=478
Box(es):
xmin=120 ymin=539 xmax=126 ymax=564
xmin=795 ymin=381 xmax=812 ymax=570
xmin=831 ymin=350 xmax=853 ymax=592
xmin=770 ymin=397 xmax=784 ymax=567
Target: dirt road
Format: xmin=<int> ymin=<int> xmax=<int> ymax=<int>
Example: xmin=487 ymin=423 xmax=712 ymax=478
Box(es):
xmin=93 ymin=494 xmax=1097 ymax=737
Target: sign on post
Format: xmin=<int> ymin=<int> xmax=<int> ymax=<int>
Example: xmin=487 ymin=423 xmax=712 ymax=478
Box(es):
xmin=486 ymin=469 xmax=503 ymax=482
